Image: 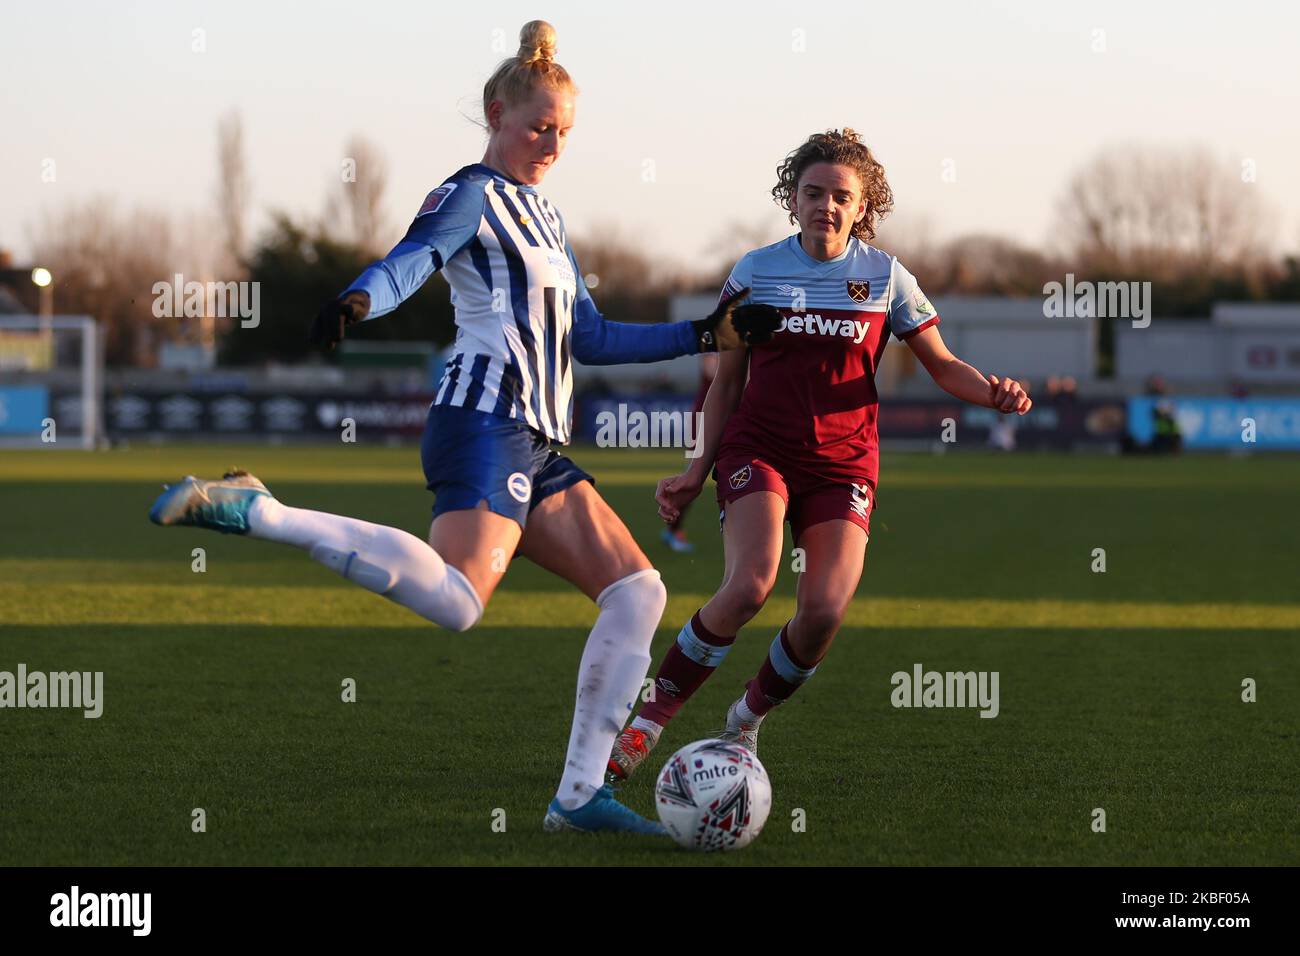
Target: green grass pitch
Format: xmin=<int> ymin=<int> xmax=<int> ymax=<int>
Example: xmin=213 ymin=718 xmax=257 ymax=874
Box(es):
xmin=1 ymin=445 xmax=1296 ymax=866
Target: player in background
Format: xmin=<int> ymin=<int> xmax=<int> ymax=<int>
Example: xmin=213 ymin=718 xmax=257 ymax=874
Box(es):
xmin=609 ymin=129 xmax=1031 ymax=779
xmin=149 ymin=21 xmax=780 ymax=834
xmin=660 ymin=352 xmax=718 ymax=553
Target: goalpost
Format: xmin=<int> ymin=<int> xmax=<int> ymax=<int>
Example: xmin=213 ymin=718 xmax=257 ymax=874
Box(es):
xmin=0 ymin=315 xmax=102 ymax=449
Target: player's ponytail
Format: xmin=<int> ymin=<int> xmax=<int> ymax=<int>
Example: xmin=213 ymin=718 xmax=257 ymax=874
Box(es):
xmin=482 ymin=20 xmax=576 ymax=123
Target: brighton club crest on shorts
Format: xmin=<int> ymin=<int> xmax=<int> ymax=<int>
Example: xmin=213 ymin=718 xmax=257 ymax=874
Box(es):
xmin=729 ymin=465 xmax=752 ymax=490
xmin=846 ymin=279 xmax=871 ymax=303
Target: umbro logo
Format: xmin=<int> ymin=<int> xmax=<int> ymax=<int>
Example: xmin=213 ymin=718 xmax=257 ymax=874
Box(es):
xmin=849 ymin=482 xmax=871 ymax=518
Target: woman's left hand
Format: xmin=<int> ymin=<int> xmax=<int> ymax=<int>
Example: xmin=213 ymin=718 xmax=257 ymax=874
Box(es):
xmin=692 ymin=289 xmax=784 ymax=351
xmin=989 ymin=374 xmax=1032 ymax=415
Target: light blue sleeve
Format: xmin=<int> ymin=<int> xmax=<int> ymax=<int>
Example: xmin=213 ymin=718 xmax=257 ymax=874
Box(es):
xmin=888 ymin=258 xmax=940 ymax=340
xmin=567 ymin=240 xmax=699 ymax=365
xmin=718 ymin=253 xmax=753 ymax=304
xmin=343 ymin=177 xmax=484 ymax=318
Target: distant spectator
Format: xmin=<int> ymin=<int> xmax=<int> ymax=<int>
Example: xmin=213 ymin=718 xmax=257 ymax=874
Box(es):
xmin=988 ymin=413 xmax=1018 ymax=451
xmin=1044 ymin=375 xmax=1077 ymax=405
xmin=1151 ymin=400 xmax=1182 ymax=453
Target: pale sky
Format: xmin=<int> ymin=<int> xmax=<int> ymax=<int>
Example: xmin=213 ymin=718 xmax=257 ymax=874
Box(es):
xmin=3 ymin=0 xmax=1298 ymax=274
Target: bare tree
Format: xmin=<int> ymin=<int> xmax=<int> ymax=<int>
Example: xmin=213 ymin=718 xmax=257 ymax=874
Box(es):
xmin=1055 ymin=145 xmax=1275 ymax=278
xmin=920 ymin=234 xmax=1061 ymax=295
xmin=215 ymin=111 xmax=250 ymax=272
xmin=28 ymin=198 xmax=193 ymax=366
xmin=569 ymin=223 xmax=667 ymax=296
xmin=336 ymin=135 xmax=390 ymax=255
xmin=704 ymin=215 xmax=787 ymax=278
xmin=568 ymin=223 xmax=702 ymax=323
xmin=874 ymin=211 xmax=943 ymax=280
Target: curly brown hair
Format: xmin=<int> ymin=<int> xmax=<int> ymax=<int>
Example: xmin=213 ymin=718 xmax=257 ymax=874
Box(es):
xmin=772 ymin=128 xmax=893 ymax=242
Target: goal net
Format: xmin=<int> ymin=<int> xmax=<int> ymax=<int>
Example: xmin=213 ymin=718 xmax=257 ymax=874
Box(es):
xmin=0 ymin=315 xmax=102 ymax=449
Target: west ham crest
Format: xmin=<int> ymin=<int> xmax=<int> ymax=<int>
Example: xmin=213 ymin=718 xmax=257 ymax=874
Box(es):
xmin=846 ymin=279 xmax=870 ymax=303
xmin=729 ymin=465 xmax=752 ymax=490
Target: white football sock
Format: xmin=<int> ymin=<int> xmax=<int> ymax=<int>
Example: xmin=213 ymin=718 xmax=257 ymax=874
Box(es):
xmin=555 ymin=569 xmax=667 ymax=811
xmin=735 ymin=696 xmax=763 ymax=724
xmin=247 ymin=497 xmax=483 ymax=632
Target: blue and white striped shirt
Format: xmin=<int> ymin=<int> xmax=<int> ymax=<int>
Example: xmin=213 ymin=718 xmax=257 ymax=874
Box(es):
xmin=345 ymin=163 xmax=697 ymax=443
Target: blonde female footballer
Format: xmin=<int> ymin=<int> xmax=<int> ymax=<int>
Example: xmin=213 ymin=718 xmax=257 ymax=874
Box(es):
xmin=149 ymin=21 xmax=780 ymax=834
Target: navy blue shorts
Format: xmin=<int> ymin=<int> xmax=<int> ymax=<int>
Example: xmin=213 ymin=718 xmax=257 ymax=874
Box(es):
xmin=420 ymin=404 xmax=594 ymax=529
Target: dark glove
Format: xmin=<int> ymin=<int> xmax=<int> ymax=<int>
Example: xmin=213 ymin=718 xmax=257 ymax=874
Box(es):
xmin=691 ymin=287 xmax=783 ymax=351
xmin=310 ymin=292 xmax=370 ymax=350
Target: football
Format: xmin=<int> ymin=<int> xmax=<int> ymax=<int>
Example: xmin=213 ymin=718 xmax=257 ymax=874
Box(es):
xmin=654 ymin=739 xmax=772 ymax=850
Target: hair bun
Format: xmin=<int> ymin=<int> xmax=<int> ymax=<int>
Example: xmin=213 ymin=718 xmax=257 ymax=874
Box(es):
xmin=518 ymin=20 xmax=558 ymax=65
xmin=481 ymin=19 xmax=574 ymax=121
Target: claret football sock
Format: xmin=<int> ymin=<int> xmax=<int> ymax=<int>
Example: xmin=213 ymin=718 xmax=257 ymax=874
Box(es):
xmin=743 ymin=623 xmax=817 ymax=717
xmin=638 ymin=610 xmax=737 ymax=727
xmin=246 ymin=497 xmax=482 ymax=632
xmin=555 ymin=569 xmax=667 ymax=811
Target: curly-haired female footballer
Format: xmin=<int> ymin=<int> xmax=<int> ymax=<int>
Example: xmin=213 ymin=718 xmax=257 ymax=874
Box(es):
xmin=609 ymin=129 xmax=1031 ymax=779
xmin=148 ymin=21 xmax=780 ymax=835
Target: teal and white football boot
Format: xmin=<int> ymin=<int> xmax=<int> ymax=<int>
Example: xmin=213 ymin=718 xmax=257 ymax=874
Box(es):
xmin=148 ymin=469 xmax=271 ymax=535
xmin=543 ymin=784 xmax=667 ymax=836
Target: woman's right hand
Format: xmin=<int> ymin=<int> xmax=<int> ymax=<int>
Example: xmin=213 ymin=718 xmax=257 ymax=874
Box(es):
xmin=656 ymin=470 xmax=705 ymax=524
xmin=310 ymin=291 xmax=371 ymax=351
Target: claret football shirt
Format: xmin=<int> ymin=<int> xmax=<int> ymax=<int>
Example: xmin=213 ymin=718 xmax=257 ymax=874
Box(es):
xmin=717 ymin=235 xmax=940 ymax=485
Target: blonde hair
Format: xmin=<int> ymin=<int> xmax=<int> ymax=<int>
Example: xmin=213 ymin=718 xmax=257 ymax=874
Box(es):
xmin=482 ymin=20 xmax=576 ymax=121
xmin=772 ymin=128 xmax=893 ymax=241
